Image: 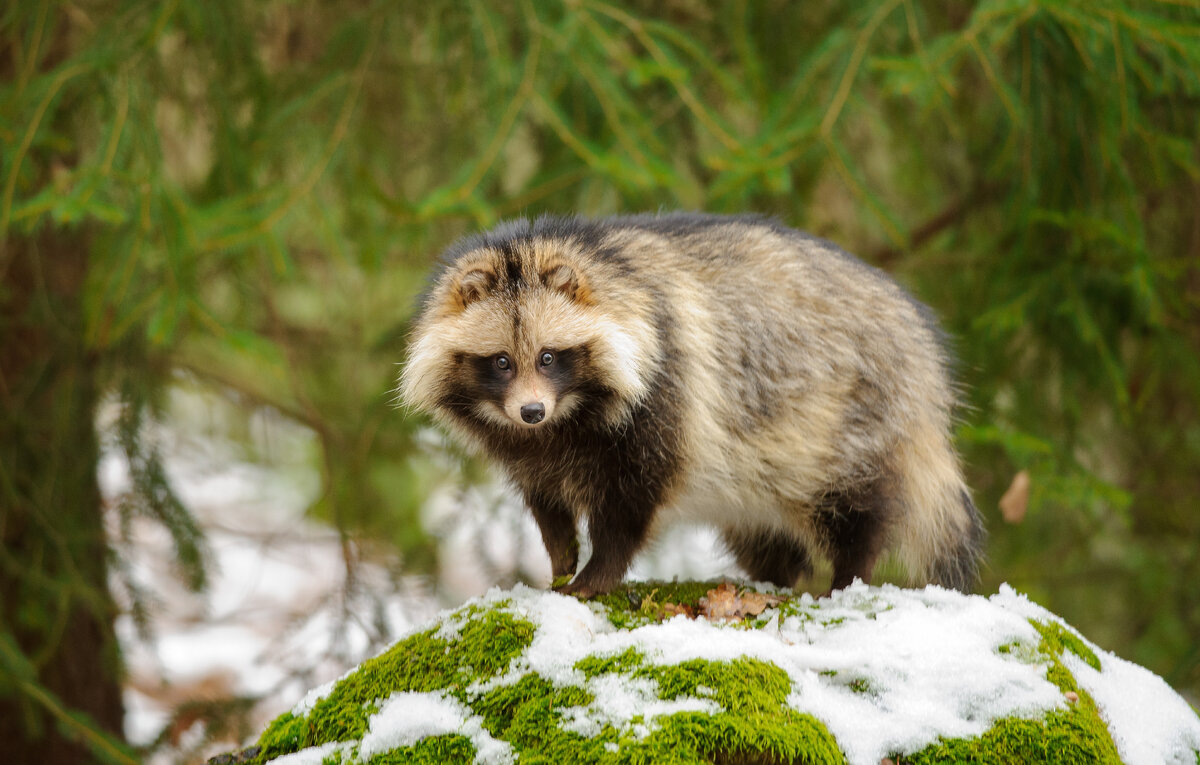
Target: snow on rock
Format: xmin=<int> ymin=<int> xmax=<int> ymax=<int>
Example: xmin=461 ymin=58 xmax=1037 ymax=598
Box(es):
xmin=359 ymin=692 xmax=513 ymax=763
xmin=993 ymin=585 xmax=1200 ymax=765
xmin=244 ymin=581 xmax=1200 ymax=765
xmin=556 ymin=673 xmax=721 ymax=740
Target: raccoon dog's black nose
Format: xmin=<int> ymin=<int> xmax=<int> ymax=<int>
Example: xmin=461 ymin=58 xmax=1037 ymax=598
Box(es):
xmin=520 ymin=403 xmax=545 ymax=424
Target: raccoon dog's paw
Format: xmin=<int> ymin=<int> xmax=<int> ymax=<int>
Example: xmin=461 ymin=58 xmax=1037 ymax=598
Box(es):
xmin=554 ymin=579 xmax=600 ymax=599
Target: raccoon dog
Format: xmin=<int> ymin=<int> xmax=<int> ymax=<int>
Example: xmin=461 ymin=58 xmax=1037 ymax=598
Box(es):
xmin=401 ymin=213 xmax=984 ymax=597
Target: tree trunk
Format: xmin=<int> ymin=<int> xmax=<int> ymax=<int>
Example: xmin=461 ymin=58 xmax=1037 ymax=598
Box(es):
xmin=0 ymin=228 xmax=126 ymax=763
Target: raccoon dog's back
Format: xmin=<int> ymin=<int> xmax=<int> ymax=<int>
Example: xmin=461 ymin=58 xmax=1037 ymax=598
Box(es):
xmin=401 ymin=213 xmax=984 ymax=596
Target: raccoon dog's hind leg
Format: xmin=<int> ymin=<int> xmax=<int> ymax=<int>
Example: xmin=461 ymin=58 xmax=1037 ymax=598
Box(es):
xmin=722 ymin=528 xmax=813 ymax=588
xmin=815 ymin=471 xmax=897 ymax=593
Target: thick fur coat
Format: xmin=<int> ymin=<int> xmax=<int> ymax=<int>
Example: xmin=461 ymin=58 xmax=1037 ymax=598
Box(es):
xmin=401 ymin=213 xmax=984 ymax=596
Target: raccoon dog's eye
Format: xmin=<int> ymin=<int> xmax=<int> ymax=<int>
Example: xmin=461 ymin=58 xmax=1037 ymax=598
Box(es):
xmin=540 ymin=351 xmax=554 ymax=367
xmin=495 ymin=355 xmax=511 ymax=371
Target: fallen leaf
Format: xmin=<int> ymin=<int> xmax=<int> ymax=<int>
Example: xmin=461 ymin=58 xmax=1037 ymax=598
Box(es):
xmin=699 ymin=582 xmax=741 ymax=620
xmin=699 ymin=582 xmax=786 ymax=620
xmin=999 ymin=470 xmax=1031 ymax=524
xmin=739 ymin=590 xmax=786 ymax=616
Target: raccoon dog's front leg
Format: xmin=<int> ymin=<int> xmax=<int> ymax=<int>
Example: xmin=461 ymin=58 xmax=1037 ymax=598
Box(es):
xmin=524 ymin=489 xmax=578 ymax=581
xmin=556 ymin=485 xmax=657 ymax=598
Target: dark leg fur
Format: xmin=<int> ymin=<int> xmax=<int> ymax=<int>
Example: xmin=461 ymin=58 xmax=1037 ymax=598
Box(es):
xmin=722 ymin=528 xmax=812 ymax=588
xmin=928 ymin=489 xmax=986 ymax=592
xmin=525 ymin=490 xmax=579 ymax=580
xmin=817 ymin=475 xmax=895 ymax=592
xmin=559 ymin=486 xmax=658 ymax=597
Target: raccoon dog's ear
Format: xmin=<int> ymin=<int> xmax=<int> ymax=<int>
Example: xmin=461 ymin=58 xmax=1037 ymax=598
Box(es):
xmin=455 ymin=268 xmax=495 ymax=308
xmin=541 ymin=263 xmax=589 ymax=303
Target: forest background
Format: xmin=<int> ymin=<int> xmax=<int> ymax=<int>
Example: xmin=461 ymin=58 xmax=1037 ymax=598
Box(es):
xmin=2 ymin=1 xmax=1198 ymax=762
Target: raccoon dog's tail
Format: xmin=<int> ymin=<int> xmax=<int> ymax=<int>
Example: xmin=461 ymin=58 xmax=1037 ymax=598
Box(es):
xmin=891 ymin=421 xmax=986 ymax=591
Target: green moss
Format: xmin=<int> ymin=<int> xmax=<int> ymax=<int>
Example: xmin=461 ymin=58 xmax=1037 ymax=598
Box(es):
xmin=364 ymin=735 xmax=475 ymax=764
xmin=773 ymin=598 xmax=818 ymax=626
xmin=590 ymin=580 xmax=728 ymax=628
xmin=637 ymin=657 xmax=790 ymax=714
xmin=895 ymin=700 xmax=1121 ymax=764
xmin=257 ymin=608 xmax=535 ymax=756
xmin=552 ymin=574 xmax=573 ymax=589
xmin=255 ymin=712 xmax=306 ymax=761
xmin=1030 ymin=619 xmax=1102 ymax=672
xmin=1025 ymin=619 xmax=1101 ymax=697
xmin=474 ymin=673 xmax=605 ymax=762
xmin=624 ymin=658 xmax=845 ymax=764
xmin=847 ymin=678 xmax=871 ymax=694
xmin=469 ymin=658 xmax=844 ymax=765
xmin=452 ymin=608 xmax=535 ymax=676
xmin=630 ymin=709 xmax=845 ymax=765
xmin=575 ymin=647 xmax=646 ymax=677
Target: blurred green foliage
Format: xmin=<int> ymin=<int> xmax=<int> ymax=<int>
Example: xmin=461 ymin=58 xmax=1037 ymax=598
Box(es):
xmin=2 ymin=0 xmax=1199 ymax=752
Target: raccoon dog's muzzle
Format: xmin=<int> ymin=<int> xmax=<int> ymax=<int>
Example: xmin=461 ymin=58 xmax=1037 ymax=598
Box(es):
xmin=505 ymin=379 xmax=556 ymax=428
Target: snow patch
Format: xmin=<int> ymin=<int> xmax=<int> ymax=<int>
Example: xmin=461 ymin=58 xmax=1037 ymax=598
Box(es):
xmin=1068 ymin=649 xmax=1200 ymax=765
xmin=558 ymin=674 xmax=720 ymax=739
xmin=359 ymin=691 xmax=514 ymax=764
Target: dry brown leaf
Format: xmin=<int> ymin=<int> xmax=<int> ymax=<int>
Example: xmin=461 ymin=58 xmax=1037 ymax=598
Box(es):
xmin=698 ymin=582 xmax=786 ymax=620
xmin=999 ymin=469 xmax=1031 ymax=524
xmin=739 ymin=590 xmax=786 ymax=616
xmin=699 ymin=582 xmax=741 ymax=620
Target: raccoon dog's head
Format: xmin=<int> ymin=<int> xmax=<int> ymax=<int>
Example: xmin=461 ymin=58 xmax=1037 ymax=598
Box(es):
xmin=400 ymin=224 xmax=659 ymax=437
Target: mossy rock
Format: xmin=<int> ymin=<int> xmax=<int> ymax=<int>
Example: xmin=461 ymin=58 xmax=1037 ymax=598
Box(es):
xmin=232 ymin=582 xmax=1200 ymax=765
